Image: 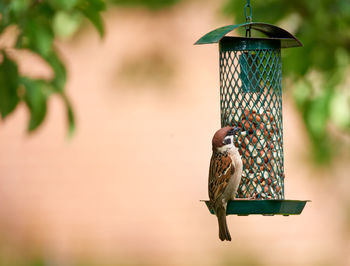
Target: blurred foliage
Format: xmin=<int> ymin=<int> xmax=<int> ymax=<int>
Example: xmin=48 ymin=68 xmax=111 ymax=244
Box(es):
xmin=0 ymin=0 xmax=105 ymax=135
xmin=223 ymin=0 xmax=350 ymax=164
xmin=1 ymin=0 xmax=349 ymax=164
xmin=110 ymin=0 xmax=180 ymax=11
xmin=0 ymin=0 xmax=180 ymax=135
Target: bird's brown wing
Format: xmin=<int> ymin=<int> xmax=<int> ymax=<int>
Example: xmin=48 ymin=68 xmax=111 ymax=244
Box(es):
xmin=208 ymin=153 xmax=235 ymax=204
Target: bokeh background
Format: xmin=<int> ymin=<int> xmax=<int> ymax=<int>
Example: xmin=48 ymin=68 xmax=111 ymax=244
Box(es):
xmin=1 ymin=0 xmax=350 ymax=265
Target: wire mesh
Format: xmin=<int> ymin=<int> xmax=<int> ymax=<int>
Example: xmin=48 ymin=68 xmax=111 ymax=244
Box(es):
xmin=219 ymin=41 xmax=285 ymax=200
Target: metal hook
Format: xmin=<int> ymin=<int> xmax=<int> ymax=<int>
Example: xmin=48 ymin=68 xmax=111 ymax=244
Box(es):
xmin=244 ymin=0 xmax=253 ymax=37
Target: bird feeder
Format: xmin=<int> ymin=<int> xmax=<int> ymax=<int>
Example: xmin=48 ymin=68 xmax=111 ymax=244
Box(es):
xmin=196 ymin=6 xmax=308 ymax=215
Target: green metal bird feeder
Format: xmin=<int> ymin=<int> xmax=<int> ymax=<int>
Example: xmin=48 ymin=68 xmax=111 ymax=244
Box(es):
xmin=196 ymin=2 xmax=308 ymax=215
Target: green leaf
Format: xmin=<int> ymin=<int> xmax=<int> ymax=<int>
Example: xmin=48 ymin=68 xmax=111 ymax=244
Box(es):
xmin=293 ymin=79 xmax=311 ymax=110
xmin=23 ymin=19 xmax=54 ymax=57
xmin=48 ymin=0 xmax=79 ymax=10
xmin=83 ymin=0 xmax=106 ymax=11
xmin=306 ymin=97 xmax=328 ymax=138
xmin=61 ymin=93 xmax=75 ymax=137
xmin=78 ymin=0 xmax=105 ymax=37
xmin=84 ymin=9 xmax=104 ymax=37
xmin=0 ymin=3 xmax=11 ymax=31
xmin=9 ymin=0 xmax=30 ymax=15
xmin=330 ymin=91 xmax=350 ymax=129
xmin=45 ymin=52 xmax=67 ymax=92
xmin=20 ymin=77 xmax=47 ymax=131
xmin=53 ymin=11 xmax=82 ymax=38
xmin=0 ymin=51 xmax=19 ymax=119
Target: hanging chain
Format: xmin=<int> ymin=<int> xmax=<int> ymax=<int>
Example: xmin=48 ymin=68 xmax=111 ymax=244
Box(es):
xmin=244 ymin=0 xmax=253 ymax=37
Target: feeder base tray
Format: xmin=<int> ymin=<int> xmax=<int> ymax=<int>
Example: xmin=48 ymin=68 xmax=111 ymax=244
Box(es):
xmin=203 ymin=199 xmax=309 ymax=216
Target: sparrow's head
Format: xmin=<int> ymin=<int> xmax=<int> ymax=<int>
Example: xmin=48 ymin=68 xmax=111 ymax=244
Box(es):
xmin=212 ymin=126 xmax=240 ymax=153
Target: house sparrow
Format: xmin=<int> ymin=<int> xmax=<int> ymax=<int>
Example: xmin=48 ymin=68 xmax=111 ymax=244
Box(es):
xmin=208 ymin=126 xmax=243 ymax=241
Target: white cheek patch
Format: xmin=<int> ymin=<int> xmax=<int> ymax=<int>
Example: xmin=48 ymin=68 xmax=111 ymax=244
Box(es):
xmin=218 ymin=136 xmax=235 ymax=153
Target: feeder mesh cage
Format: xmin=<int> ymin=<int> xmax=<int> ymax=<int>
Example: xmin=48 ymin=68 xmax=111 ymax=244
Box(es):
xmin=219 ymin=38 xmax=285 ymax=200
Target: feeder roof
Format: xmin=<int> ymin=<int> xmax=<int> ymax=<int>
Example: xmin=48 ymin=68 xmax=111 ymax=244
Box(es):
xmin=194 ymin=22 xmax=302 ymax=48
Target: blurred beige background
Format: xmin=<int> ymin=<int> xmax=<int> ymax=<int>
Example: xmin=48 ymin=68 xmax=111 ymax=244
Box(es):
xmin=1 ymin=1 xmax=350 ymax=265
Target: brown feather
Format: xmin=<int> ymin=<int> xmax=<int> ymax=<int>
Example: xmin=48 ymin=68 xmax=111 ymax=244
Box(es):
xmin=208 ymin=152 xmax=235 ymax=204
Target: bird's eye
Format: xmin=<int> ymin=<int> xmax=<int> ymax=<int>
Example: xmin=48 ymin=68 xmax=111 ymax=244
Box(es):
xmin=223 ymin=138 xmax=231 ymax=145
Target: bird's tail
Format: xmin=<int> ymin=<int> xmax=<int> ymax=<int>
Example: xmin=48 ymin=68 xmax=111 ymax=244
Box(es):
xmin=216 ymin=206 xmax=231 ymax=241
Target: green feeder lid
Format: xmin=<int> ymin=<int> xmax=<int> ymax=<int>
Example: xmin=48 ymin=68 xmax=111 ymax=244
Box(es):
xmin=194 ymin=22 xmax=302 ymax=48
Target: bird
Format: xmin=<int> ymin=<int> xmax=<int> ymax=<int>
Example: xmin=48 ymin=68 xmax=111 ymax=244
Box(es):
xmin=208 ymin=126 xmax=243 ymax=241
